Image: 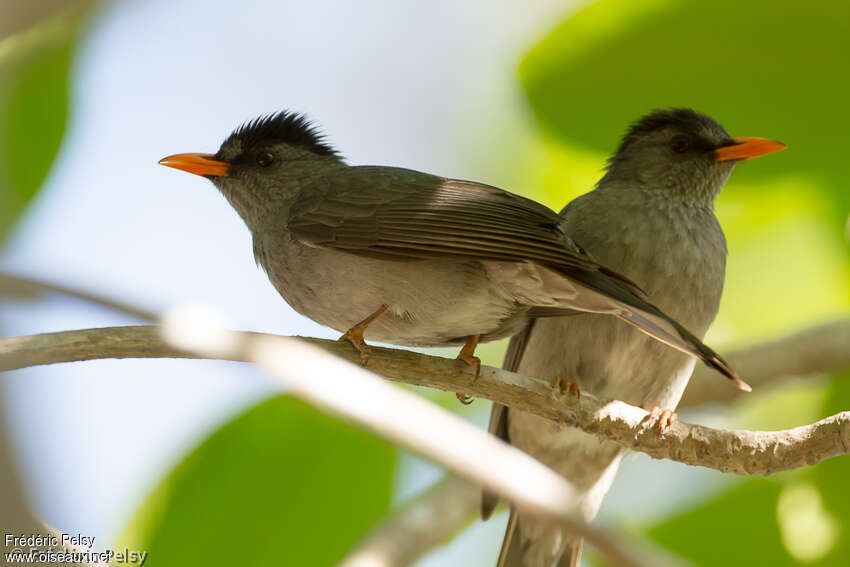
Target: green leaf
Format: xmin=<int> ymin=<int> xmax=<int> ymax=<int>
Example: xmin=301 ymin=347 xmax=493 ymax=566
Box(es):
xmin=123 ymin=395 xmax=396 ymax=567
xmin=520 ymin=0 xmax=850 ymax=231
xmin=0 ymin=4 xmax=90 ymax=243
xmin=516 ymin=0 xmax=850 ymax=339
xmin=644 ymin=479 xmax=793 ymax=566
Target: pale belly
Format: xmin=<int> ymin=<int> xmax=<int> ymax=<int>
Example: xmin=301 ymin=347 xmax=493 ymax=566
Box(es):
xmin=254 ymin=233 xmax=528 ymax=346
xmin=507 ymin=190 xmax=727 ymax=525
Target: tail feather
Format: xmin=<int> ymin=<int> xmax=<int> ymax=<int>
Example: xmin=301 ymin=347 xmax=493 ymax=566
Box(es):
xmin=496 ymin=510 xmax=524 ymax=567
xmin=615 ymin=306 xmax=750 ymax=391
xmin=558 ymin=540 xmax=582 ymax=567
xmin=564 ymin=268 xmax=749 ymax=391
xmin=496 ymin=510 xmax=584 ymax=567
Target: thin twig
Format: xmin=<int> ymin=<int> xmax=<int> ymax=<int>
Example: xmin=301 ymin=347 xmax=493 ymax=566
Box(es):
xmin=0 ymin=272 xmax=157 ymax=321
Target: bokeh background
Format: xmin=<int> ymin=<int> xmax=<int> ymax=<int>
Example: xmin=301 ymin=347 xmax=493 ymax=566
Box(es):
xmin=1 ymin=1 xmax=848 ymax=565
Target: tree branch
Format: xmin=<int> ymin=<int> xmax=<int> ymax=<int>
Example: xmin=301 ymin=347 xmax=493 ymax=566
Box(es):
xmin=3 ymin=269 xmax=844 ymax=404
xmin=684 ymin=318 xmax=850 ymax=407
xmin=2 ymin=324 xmax=849 ymax=476
xmin=0 ymin=272 xmax=157 ymax=321
xmin=158 ymin=311 xmax=672 ymax=567
xmin=337 ymin=475 xmax=479 ymax=567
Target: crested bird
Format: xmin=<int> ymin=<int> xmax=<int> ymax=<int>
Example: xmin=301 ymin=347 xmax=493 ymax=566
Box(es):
xmin=158 ymin=110 xmax=753 ymax=399
xmin=483 ymin=108 xmax=786 ymax=567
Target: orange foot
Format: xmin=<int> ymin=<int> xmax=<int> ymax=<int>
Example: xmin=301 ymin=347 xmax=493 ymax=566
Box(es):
xmin=455 ymin=335 xmax=481 ymax=405
xmin=646 ymin=406 xmax=677 ymax=436
xmin=338 ymin=304 xmax=389 ymax=366
xmin=456 ymin=393 xmax=475 ymax=405
xmin=550 ymin=376 xmax=581 ymax=401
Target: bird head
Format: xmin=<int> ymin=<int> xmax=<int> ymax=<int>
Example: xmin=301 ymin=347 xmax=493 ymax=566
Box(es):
xmin=602 ymin=108 xmax=786 ymax=203
xmin=159 ymin=111 xmax=344 ymax=226
xmin=159 ymin=110 xmax=342 ymax=179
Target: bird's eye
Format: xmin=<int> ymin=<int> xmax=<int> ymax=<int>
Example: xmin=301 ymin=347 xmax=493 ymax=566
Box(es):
xmin=255 ymin=152 xmax=275 ymax=167
xmin=670 ymin=135 xmax=691 ymax=153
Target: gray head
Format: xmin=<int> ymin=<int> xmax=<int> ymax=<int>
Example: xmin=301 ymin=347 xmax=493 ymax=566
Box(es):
xmin=159 ymin=111 xmax=345 ymax=226
xmin=601 ymin=108 xmax=786 ymax=203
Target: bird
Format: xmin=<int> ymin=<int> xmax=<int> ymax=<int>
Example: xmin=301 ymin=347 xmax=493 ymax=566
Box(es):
xmin=157 ymin=110 xmax=750 ymax=400
xmin=483 ymin=108 xmax=786 ymax=567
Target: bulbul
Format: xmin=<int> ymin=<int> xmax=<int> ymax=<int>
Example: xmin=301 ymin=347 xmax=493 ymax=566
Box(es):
xmin=159 ymin=111 xmax=749 ymax=398
xmin=484 ymin=109 xmax=786 ymax=567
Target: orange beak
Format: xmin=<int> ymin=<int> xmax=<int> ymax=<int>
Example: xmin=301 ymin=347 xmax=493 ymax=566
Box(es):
xmin=713 ymin=137 xmax=787 ymax=162
xmin=158 ymin=153 xmax=230 ymax=177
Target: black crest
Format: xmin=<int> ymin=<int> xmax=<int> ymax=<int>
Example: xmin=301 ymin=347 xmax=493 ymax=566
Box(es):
xmin=222 ymin=111 xmax=338 ymax=157
xmin=616 ymin=108 xmax=730 ymax=154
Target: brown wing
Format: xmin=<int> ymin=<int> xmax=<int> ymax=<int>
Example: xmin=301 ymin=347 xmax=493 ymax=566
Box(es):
xmin=289 ymin=165 xmax=605 ymax=274
xmin=289 ymin=166 xmax=742 ymax=386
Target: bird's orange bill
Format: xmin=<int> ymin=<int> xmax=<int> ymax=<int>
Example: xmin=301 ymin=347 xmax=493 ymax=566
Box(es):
xmin=158 ymin=153 xmax=230 ymax=177
xmin=713 ymin=137 xmax=787 ymax=162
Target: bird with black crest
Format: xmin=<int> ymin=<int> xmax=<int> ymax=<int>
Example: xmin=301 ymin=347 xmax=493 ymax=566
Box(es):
xmin=484 ymin=108 xmax=786 ymax=567
xmin=159 ymin=110 xmax=753 ymax=411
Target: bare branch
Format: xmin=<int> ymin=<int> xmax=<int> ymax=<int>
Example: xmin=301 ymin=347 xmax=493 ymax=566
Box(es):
xmin=159 ymin=312 xmax=669 ymax=567
xmin=2 ymin=325 xmax=849 ymax=476
xmin=337 ymin=475 xmax=479 ymax=567
xmin=3 ymin=270 xmax=845 ymax=400
xmin=684 ymin=319 xmax=850 ymax=407
xmin=0 ymin=272 xmax=157 ymax=321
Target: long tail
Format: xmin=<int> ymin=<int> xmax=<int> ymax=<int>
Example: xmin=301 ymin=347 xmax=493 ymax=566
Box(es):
xmin=496 ymin=510 xmax=583 ymax=567
xmin=560 ymin=268 xmax=751 ymax=392
xmin=614 ymin=302 xmax=750 ymax=391
xmin=496 ymin=510 xmax=523 ymax=567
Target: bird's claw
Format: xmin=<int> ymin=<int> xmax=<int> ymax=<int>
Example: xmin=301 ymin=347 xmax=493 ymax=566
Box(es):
xmin=454 ymin=335 xmax=481 ymax=405
xmin=338 ymin=328 xmax=372 ymax=366
xmin=456 ymin=353 xmax=481 ymax=379
xmin=338 ymin=304 xmax=389 ymax=366
xmin=456 ymin=393 xmax=475 ymax=405
xmin=549 ymin=376 xmax=581 ymax=402
xmin=454 ymin=357 xmax=480 ymax=405
xmin=645 ymin=406 xmax=677 ymax=436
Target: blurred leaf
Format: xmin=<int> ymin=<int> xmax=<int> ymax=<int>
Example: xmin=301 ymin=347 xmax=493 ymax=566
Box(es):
xmin=635 ymin=478 xmax=805 ymax=567
xmin=123 ymin=395 xmax=396 ymax=567
xmin=518 ymin=5 xmax=850 ymax=565
xmin=520 ymin=0 xmax=850 ymax=232
xmin=517 ymin=0 xmax=850 ymax=342
xmin=0 ymin=2 xmax=90 ymax=243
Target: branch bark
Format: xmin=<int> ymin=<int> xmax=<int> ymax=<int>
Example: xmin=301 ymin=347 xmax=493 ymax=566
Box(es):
xmin=158 ymin=312 xmax=672 ymax=567
xmin=0 ymin=272 xmax=157 ymax=321
xmin=2 ymin=324 xmax=849 ymax=476
xmin=684 ymin=318 xmax=850 ymax=406
xmin=337 ymin=475 xmax=479 ymax=567
xmin=3 ymin=270 xmax=845 ymax=407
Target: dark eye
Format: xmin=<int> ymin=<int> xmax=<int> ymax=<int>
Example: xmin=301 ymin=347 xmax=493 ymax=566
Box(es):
xmin=670 ymin=135 xmax=690 ymax=153
xmin=255 ymin=152 xmax=275 ymax=167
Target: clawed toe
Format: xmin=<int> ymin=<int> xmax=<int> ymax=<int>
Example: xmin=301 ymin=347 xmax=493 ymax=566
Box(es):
xmin=454 ymin=335 xmax=481 ymax=405
xmin=338 ymin=330 xmax=372 ymax=365
xmin=645 ymin=406 xmax=677 ymax=436
xmin=549 ymin=376 xmax=581 ymax=402
xmin=337 ymin=304 xmax=389 ymax=366
xmin=456 ymin=393 xmax=475 ymax=405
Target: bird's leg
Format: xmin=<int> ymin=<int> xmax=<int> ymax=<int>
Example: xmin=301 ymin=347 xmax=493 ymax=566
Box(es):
xmin=549 ymin=376 xmax=581 ymax=402
xmin=455 ymin=334 xmax=481 ymax=405
xmin=644 ymin=406 xmax=677 ymax=437
xmin=338 ymin=304 xmax=389 ymax=366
